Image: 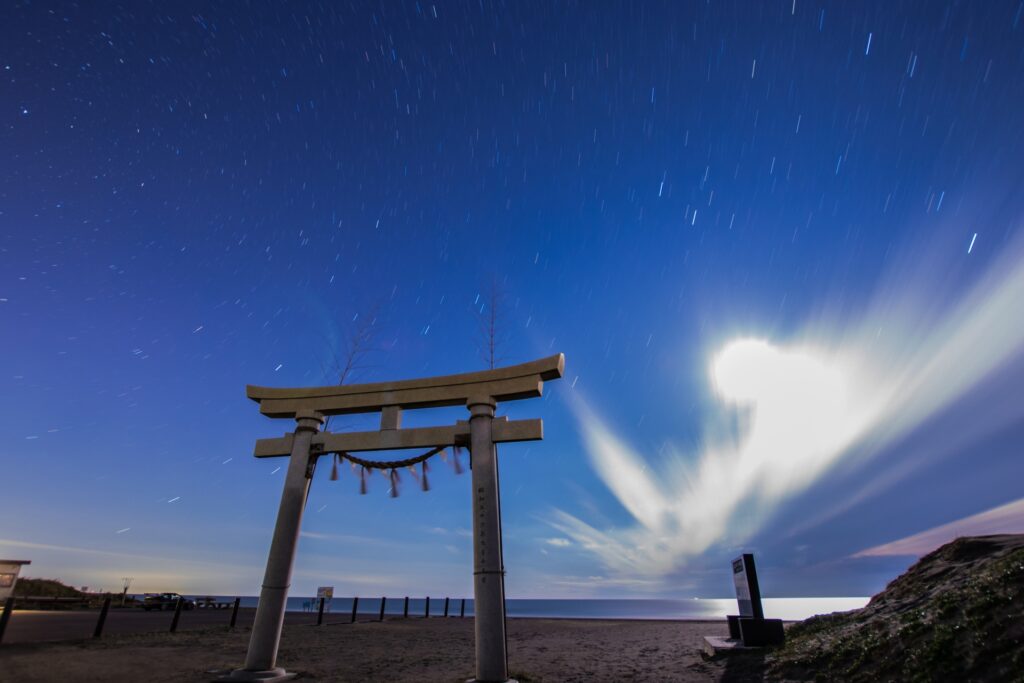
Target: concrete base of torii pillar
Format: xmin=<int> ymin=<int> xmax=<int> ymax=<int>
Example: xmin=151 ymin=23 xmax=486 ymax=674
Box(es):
xmin=223 ymin=669 xmax=296 ymax=682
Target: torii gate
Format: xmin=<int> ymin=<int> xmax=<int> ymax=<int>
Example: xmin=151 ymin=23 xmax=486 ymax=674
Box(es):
xmin=227 ymin=354 xmax=564 ymax=683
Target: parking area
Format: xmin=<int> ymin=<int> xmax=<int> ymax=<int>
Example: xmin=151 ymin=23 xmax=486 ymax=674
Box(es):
xmin=0 ymin=607 xmax=263 ymax=644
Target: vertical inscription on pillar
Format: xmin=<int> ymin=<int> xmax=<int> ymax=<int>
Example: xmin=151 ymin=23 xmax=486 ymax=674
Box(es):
xmin=477 ymin=486 xmax=487 ymax=579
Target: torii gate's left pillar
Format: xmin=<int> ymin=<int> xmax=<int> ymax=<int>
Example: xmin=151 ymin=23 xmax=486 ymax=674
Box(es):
xmin=230 ymin=409 xmax=323 ymax=682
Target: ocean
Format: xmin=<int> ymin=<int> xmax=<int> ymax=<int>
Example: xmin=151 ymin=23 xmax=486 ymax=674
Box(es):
xmin=184 ymin=596 xmax=869 ymax=621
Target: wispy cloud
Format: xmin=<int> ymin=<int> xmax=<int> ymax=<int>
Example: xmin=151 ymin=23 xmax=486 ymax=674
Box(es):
xmin=854 ymin=496 xmax=1024 ymax=558
xmin=299 ymin=530 xmax=403 ymax=548
xmin=422 ymin=526 xmax=472 ymax=538
xmin=543 ymin=573 xmax=664 ymax=591
xmin=0 ymin=537 xmax=256 ymax=593
xmin=0 ymin=537 xmax=231 ymax=567
xmin=291 ymin=567 xmax=408 ymax=589
xmin=550 ymin=348 xmax=865 ymax=576
xmin=550 ymin=226 xmax=1024 ymax=579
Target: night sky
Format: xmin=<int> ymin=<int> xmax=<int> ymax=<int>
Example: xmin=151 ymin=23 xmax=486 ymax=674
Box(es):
xmin=3 ymin=1 xmax=1024 ymax=600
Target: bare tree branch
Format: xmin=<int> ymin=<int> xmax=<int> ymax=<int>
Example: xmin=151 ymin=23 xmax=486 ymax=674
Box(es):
xmin=476 ymin=277 xmax=508 ymax=370
xmin=324 ymin=302 xmax=383 ymax=431
xmin=335 ymin=307 xmax=379 ymax=385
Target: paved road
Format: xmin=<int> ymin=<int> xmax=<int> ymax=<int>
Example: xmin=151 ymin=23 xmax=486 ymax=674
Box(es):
xmin=0 ymin=607 xmax=328 ymax=644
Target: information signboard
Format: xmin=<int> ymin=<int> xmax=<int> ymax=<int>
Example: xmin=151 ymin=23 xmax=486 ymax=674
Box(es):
xmin=731 ymin=553 xmax=764 ymax=620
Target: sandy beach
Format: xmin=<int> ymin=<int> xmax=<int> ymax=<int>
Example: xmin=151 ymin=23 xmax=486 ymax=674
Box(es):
xmin=0 ymin=616 xmax=759 ymax=682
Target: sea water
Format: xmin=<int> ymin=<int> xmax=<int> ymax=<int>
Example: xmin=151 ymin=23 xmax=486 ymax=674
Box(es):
xmin=190 ymin=596 xmax=868 ymax=621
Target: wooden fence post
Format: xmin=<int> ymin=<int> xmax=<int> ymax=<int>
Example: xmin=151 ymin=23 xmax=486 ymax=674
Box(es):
xmin=317 ymin=597 xmax=325 ymax=625
xmin=460 ymin=598 xmax=466 ymax=618
xmin=93 ymin=596 xmax=112 ymax=638
xmin=403 ymin=596 xmax=409 ymax=618
xmin=424 ymin=596 xmax=430 ymax=618
xmin=378 ymin=597 xmax=386 ymax=622
xmin=444 ymin=597 xmax=450 ymax=617
xmin=170 ymin=597 xmax=184 ymax=633
xmin=350 ymin=596 xmax=359 ymax=624
xmin=229 ymin=597 xmax=241 ymax=628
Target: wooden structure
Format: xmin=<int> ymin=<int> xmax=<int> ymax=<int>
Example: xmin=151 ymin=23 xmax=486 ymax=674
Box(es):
xmin=0 ymin=560 xmax=30 ymax=602
xmin=228 ymin=354 xmax=564 ymax=683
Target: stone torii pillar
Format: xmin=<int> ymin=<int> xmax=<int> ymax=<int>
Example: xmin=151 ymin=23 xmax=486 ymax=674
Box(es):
xmin=229 ymin=354 xmax=564 ymax=683
xmin=468 ymin=396 xmax=508 ymax=682
xmin=230 ymin=409 xmax=323 ymax=681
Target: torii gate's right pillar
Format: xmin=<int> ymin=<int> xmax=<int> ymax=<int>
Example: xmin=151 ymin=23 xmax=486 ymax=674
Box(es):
xmin=468 ymin=396 xmax=513 ymax=683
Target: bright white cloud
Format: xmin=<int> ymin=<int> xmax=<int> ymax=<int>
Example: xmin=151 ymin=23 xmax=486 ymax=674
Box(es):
xmin=550 ymin=225 xmax=1024 ymax=579
xmin=543 ymin=537 xmax=572 ymax=547
xmin=711 ymin=338 xmax=861 ymax=498
xmin=551 ymin=341 xmax=867 ymax=576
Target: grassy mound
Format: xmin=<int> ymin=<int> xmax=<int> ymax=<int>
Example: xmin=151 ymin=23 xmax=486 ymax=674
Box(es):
xmin=13 ymin=578 xmax=85 ymax=598
xmin=768 ymin=534 xmax=1024 ymax=682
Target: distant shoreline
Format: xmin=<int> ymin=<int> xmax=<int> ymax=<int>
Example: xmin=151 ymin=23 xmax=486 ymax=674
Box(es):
xmin=125 ymin=594 xmax=868 ymax=620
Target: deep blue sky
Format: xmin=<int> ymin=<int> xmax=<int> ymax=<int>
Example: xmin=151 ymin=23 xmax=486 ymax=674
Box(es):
xmin=2 ymin=1 xmax=1023 ymax=600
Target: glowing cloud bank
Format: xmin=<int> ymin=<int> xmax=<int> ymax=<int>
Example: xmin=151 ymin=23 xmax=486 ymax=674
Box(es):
xmin=550 ymin=340 xmax=868 ymax=576
xmin=550 ymin=228 xmax=1024 ymax=578
xmin=854 ymin=496 xmax=1024 ymax=558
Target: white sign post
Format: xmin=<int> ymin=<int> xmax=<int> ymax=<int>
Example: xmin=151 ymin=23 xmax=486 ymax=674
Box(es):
xmin=316 ymin=586 xmax=333 ymax=611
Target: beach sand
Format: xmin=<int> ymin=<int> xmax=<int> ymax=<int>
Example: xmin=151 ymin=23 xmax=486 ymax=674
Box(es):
xmin=0 ymin=617 xmax=761 ymax=682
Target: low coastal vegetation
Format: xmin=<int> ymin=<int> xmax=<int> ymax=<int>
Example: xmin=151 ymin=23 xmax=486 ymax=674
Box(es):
xmin=11 ymin=578 xmax=126 ymax=609
xmin=13 ymin=578 xmax=85 ymax=599
xmin=767 ymin=534 xmax=1024 ymax=682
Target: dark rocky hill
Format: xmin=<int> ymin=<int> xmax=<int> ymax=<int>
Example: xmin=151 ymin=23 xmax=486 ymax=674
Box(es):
xmin=767 ymin=534 xmax=1024 ymax=682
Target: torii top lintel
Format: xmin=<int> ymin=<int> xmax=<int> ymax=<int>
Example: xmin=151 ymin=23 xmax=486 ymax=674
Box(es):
xmin=247 ymin=353 xmax=564 ymax=418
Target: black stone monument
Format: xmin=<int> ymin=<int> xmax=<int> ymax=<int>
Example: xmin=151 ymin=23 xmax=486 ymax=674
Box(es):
xmin=727 ymin=553 xmax=784 ymax=647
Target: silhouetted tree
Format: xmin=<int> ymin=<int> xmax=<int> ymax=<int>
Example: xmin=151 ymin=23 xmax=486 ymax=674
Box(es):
xmin=476 ymin=278 xmax=509 ymax=370
xmin=321 ymin=303 xmax=382 ymax=433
